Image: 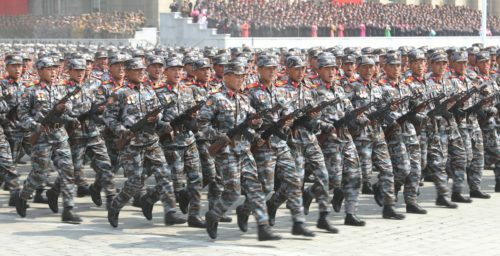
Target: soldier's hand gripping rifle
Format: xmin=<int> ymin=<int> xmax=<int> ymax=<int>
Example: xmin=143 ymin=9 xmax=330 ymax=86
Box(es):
xmin=208 ymin=104 xmax=282 ymax=157
xmin=66 ymin=99 xmax=107 ymax=135
xmin=30 ymin=86 xmax=82 ymax=145
xmin=289 ymin=98 xmax=342 ymax=132
xmin=116 ymin=101 xmax=174 ymax=150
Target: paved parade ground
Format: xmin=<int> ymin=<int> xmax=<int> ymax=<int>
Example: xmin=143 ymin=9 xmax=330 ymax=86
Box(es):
xmin=0 ymin=164 xmax=499 ymax=256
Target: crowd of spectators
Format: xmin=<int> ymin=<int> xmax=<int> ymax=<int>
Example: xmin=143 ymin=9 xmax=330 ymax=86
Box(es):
xmin=194 ymin=0 xmax=500 ymax=37
xmin=0 ymin=11 xmax=145 ymax=39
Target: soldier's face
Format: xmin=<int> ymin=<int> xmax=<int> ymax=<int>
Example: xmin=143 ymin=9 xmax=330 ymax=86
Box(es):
xmin=257 ymin=66 xmax=277 ymax=83
xmin=224 ymin=73 xmax=245 ymax=91
xmin=341 ymin=63 xmax=356 ymax=77
xmin=23 ymin=60 xmax=32 ymax=72
xmin=69 ymin=69 xmax=86 ymax=83
xmin=147 ymin=63 xmax=164 ymax=80
xmin=125 ymin=68 xmax=145 ymax=83
xmin=496 ymin=56 xmax=500 ymax=66
xmin=214 ymin=64 xmax=225 ymax=77
xmin=96 ymin=58 xmax=108 ymax=69
xmin=38 ymin=67 xmax=57 ymax=83
xmin=357 ymin=64 xmax=375 ymax=81
xmin=383 ymin=63 xmax=401 ymax=80
xmin=477 ymin=60 xmax=490 ymax=75
xmin=6 ymin=64 xmax=22 ymax=79
xmin=110 ymin=63 xmax=125 ymax=80
xmin=85 ymin=61 xmax=93 ymax=77
xmin=166 ymin=67 xmax=183 ymax=84
xmin=286 ymin=66 xmax=306 ymax=82
xmin=430 ymin=61 xmax=448 ymax=76
xmin=452 ymin=61 xmax=467 ymax=75
xmin=318 ymin=66 xmax=337 ymax=83
xmin=184 ymin=64 xmax=194 ymax=76
xmin=309 ymin=57 xmax=318 ymax=70
xmin=410 ymin=59 xmax=426 ymax=77
xmin=195 ymin=67 xmax=211 ymax=83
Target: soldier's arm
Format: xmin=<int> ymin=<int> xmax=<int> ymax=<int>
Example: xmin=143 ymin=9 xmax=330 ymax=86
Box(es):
xmin=18 ymin=88 xmax=37 ymax=131
xmin=103 ymin=91 xmax=127 ymax=135
xmin=197 ymin=95 xmax=218 ymax=140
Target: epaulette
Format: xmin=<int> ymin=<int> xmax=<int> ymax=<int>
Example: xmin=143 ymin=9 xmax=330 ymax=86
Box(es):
xmin=246 ymin=82 xmax=259 ymax=89
xmin=276 ymin=80 xmax=286 ymax=87
xmin=404 ymin=76 xmax=414 ymax=84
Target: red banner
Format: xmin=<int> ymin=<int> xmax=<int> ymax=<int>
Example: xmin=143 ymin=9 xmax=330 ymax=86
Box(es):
xmin=332 ymin=0 xmax=363 ymax=5
xmin=0 ymin=0 xmax=29 ymax=16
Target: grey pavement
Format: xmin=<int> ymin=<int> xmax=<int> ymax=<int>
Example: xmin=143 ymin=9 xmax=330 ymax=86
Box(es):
xmin=0 ymin=162 xmax=499 ymax=256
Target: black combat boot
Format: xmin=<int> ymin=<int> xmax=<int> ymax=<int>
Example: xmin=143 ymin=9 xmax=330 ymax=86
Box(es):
xmin=164 ymin=212 xmax=186 ymax=226
xmin=62 ymin=207 xmax=82 ymax=224
xmin=177 ymin=189 xmax=190 ymax=214
xmin=15 ymin=191 xmax=28 ymax=217
xmin=316 ymin=212 xmax=339 ymax=233
xmin=46 ymin=188 xmax=59 ymax=213
xmin=89 ymin=184 xmax=102 ymax=206
xmin=291 ymin=222 xmax=315 ymax=237
xmin=302 ymin=187 xmax=313 ymax=215
xmin=34 ymin=188 xmax=49 ymax=204
xmin=451 ymin=192 xmax=472 ymax=203
xmin=107 ymin=206 xmax=120 ymax=228
xmin=140 ymin=192 xmax=159 ymax=221
xmin=266 ymin=199 xmax=278 ymax=226
xmin=382 ymin=205 xmax=405 ymax=220
xmin=436 ymin=195 xmax=458 ymax=208
xmin=331 ymin=188 xmax=344 ymax=213
xmin=205 ymin=211 xmax=219 ymax=239
xmin=469 ymin=190 xmax=491 ymax=199
xmin=406 ymin=203 xmax=427 ymax=214
xmin=187 ymin=215 xmax=206 ymax=228
xmin=361 ymin=181 xmax=373 ymax=194
xmin=372 ymin=182 xmax=383 ymax=207
xmin=236 ymin=205 xmax=249 ymax=232
xmin=344 ymin=214 xmax=366 ymax=226
xmin=257 ymin=224 xmax=282 ymax=241
xmin=76 ymin=185 xmax=90 ymax=197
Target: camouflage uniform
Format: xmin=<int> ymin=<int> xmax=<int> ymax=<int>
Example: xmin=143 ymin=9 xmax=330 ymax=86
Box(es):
xmin=379 ymin=75 xmax=421 ymax=205
xmin=244 ymin=79 xmax=306 ymax=223
xmin=0 ymin=77 xmax=18 ymax=196
xmin=198 ymin=87 xmax=270 ymax=225
xmin=154 ymin=78 xmax=202 ymax=217
xmin=346 ymin=76 xmax=396 ymax=206
xmin=449 ymin=71 xmax=483 ymax=193
xmin=315 ymin=79 xmax=362 ymax=214
xmin=63 ymin=73 xmax=116 ymax=201
xmin=103 ymin=78 xmax=178 ymax=215
xmin=18 ymin=76 xmax=76 ymax=210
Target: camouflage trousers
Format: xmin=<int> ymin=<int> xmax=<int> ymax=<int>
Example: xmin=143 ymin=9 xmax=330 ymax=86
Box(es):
xmin=386 ymin=131 xmax=421 ymax=205
xmin=482 ymin=127 xmax=500 ymax=182
xmin=354 ymin=133 xmax=396 ymax=206
xmin=442 ymin=125 xmax=467 ymax=193
xmin=0 ymin=131 xmax=18 ymax=194
xmin=197 ymin=140 xmax=222 ymax=211
xmin=103 ymin=129 xmax=120 ymax=174
xmin=212 ymin=151 xmax=269 ymax=225
xmin=419 ymin=131 xmax=428 ymax=173
xmin=243 ymin=144 xmax=306 ymax=223
xmin=322 ymin=138 xmax=361 ymax=214
xmin=68 ymin=136 xmax=115 ymax=197
xmin=20 ymin=138 xmax=75 ymax=208
xmin=457 ymin=125 xmax=485 ymax=192
xmin=6 ymin=130 xmax=31 ymax=164
xmin=111 ymin=142 xmax=177 ymax=214
xmin=290 ymin=141 xmax=331 ymax=213
xmin=163 ymin=142 xmax=202 ymax=216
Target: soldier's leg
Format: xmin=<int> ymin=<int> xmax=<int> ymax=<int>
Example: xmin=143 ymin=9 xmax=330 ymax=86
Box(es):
xmin=20 ymin=141 xmax=52 ymax=202
xmin=482 ymin=128 xmax=500 ymax=189
xmin=341 ymin=140 xmax=362 ymax=215
xmin=52 ymin=140 xmax=76 ymax=209
xmin=372 ymin=137 xmax=396 ymax=206
xmin=104 ymin=136 xmax=120 ymax=174
xmin=305 ymin=142 xmax=330 ymax=213
xmin=354 ymin=139 xmax=373 ymax=184
xmin=449 ymin=128 xmax=467 ymax=194
xmin=110 ymin=145 xmax=145 ymax=210
xmin=163 ymin=146 xmax=185 ymax=194
xmin=386 ymin=137 xmax=411 ymax=201
xmin=276 ymin=146 xmax=305 ymax=223
xmin=69 ymin=138 xmax=89 ymax=189
xmin=211 ymin=153 xmax=242 ymax=218
xmin=144 ymin=142 xmax=179 ymax=215
xmin=198 ymin=141 xmax=222 ymax=210
xmin=86 ymin=136 xmax=115 ymax=198
xmin=467 ymin=127 xmax=485 ymax=193
xmin=427 ymin=130 xmax=450 ymax=196
xmin=0 ymin=133 xmax=19 ymax=195
xmin=242 ymin=146 xmax=276 ymax=217
xmin=403 ymin=134 xmax=422 ymax=205
xmin=241 ymin=151 xmax=270 ymax=226
xmin=420 ymin=131 xmax=428 ymax=172
xmin=183 ymin=143 xmax=202 ymax=217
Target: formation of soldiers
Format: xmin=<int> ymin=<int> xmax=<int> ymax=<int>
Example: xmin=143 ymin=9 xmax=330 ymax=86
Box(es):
xmin=0 ymin=42 xmax=499 ymax=241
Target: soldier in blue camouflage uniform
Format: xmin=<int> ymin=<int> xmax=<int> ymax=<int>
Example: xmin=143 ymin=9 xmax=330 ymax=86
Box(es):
xmin=60 ymin=58 xmax=116 ymax=209
xmin=423 ymin=52 xmax=459 ymax=208
xmin=91 ymin=51 xmax=108 ymax=80
xmin=103 ymin=57 xmax=185 ymax=227
xmin=470 ymin=52 xmax=500 ymax=198
xmin=148 ymin=56 xmax=205 ymax=228
xmin=314 ymin=55 xmax=367 ymax=226
xmin=189 ymin=57 xmax=232 ymax=222
xmin=448 ymin=51 xmax=487 ymax=201
xmin=98 ymin=53 xmax=128 ymax=176
xmin=280 ymin=56 xmax=338 ymax=232
xmin=239 ymin=55 xmax=314 ymax=236
xmin=345 ymin=55 xmax=404 ymax=220
xmin=15 ymin=57 xmax=82 ymax=223
xmin=104 ymin=58 xmax=185 ymax=228
xmin=199 ymin=61 xmax=281 ymax=241
xmin=378 ymin=53 xmax=427 ymax=214
xmin=0 ymin=54 xmax=22 ymax=207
